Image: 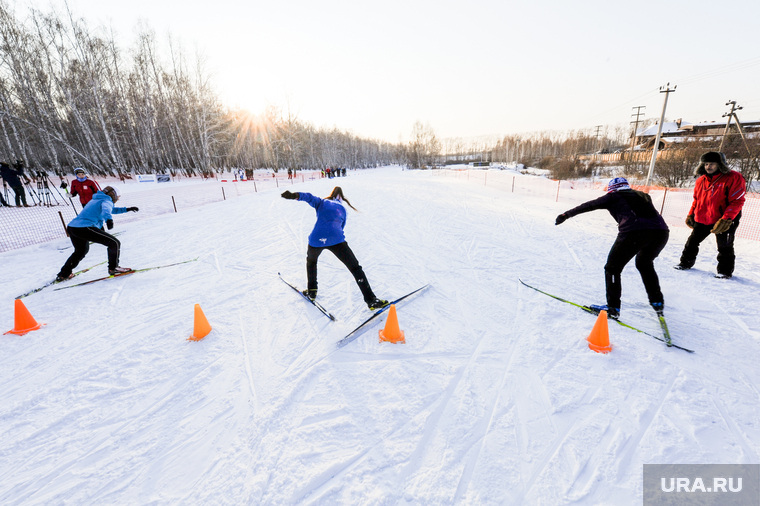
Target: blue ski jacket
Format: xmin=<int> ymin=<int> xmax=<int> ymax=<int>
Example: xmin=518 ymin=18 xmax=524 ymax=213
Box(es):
xmin=298 ymin=192 xmax=347 ymax=247
xmin=68 ymin=191 xmax=127 ymax=229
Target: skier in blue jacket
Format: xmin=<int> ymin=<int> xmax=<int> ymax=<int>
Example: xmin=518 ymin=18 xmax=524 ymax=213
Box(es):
xmin=56 ymin=186 xmax=139 ymax=281
xmin=281 ymin=186 xmax=388 ymax=310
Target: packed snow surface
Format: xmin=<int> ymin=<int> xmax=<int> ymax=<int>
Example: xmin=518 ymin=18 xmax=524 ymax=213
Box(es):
xmin=1 ymin=167 xmax=759 ymax=504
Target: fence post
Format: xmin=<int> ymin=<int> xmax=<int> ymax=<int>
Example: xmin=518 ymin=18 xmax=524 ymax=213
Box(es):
xmin=254 ymin=181 xmax=257 ymax=192
xmin=556 ymin=180 xmax=561 ymax=202
xmin=58 ymin=211 xmax=69 ymax=236
xmin=222 ymin=187 xmax=226 ymax=201
xmin=172 ymin=196 xmax=177 ymax=213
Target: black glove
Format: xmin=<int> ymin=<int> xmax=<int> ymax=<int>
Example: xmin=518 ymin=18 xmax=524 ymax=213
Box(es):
xmin=127 ymin=207 xmax=139 ymax=212
xmin=555 ymin=213 xmax=568 ymax=225
xmin=685 ymin=215 xmax=695 ymax=229
xmin=60 ymin=181 xmax=67 ymax=189
xmin=281 ymin=191 xmax=299 ymax=200
xmin=106 ymin=219 xmax=113 ymax=230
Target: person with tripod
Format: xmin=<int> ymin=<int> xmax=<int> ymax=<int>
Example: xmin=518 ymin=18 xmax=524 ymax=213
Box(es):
xmin=0 ymin=160 xmax=31 ymax=207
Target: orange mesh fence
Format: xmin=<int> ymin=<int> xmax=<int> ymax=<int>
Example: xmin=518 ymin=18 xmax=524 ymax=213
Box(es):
xmin=1 ymin=171 xmax=322 ymax=252
xmin=433 ymin=168 xmax=760 ymax=242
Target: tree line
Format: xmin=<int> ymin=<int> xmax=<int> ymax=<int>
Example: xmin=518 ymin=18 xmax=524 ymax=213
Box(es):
xmin=0 ymin=2 xmax=402 ymax=179
xmin=2 ymin=2 xmax=756 ymax=188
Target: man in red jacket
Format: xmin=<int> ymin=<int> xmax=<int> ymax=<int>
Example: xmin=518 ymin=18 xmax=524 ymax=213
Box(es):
xmin=675 ymin=151 xmax=746 ymax=278
xmin=68 ymin=168 xmax=101 ymax=206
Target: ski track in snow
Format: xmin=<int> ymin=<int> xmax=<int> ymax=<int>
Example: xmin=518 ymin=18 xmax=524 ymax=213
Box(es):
xmin=1 ymin=168 xmax=760 ymax=504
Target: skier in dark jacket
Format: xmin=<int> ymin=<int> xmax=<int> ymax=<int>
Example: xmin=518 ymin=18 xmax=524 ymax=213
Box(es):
xmin=675 ymin=151 xmax=745 ymax=279
xmin=0 ymin=160 xmax=30 ymax=207
xmin=555 ymin=177 xmax=669 ymax=319
xmin=281 ymin=186 xmax=388 ymax=310
xmin=56 ymin=186 xmax=139 ymax=281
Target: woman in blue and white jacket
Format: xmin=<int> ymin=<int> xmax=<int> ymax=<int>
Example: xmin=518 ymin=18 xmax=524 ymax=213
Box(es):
xmin=281 ymin=186 xmax=388 ymax=310
xmin=56 ymin=186 xmax=139 ymax=281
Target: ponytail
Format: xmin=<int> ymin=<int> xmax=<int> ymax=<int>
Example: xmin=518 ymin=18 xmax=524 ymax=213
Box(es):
xmin=326 ymin=186 xmax=357 ymax=211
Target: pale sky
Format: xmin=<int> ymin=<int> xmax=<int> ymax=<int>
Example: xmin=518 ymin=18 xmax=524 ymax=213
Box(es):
xmin=19 ymin=0 xmax=760 ymax=143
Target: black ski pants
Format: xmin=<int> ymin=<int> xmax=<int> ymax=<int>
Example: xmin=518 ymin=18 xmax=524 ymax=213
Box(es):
xmin=58 ymin=226 xmax=121 ymax=277
xmin=678 ymin=212 xmax=741 ymax=276
xmin=306 ymin=241 xmax=376 ymax=302
xmin=11 ymin=184 xmax=28 ymax=206
xmin=604 ymin=228 xmax=669 ymax=310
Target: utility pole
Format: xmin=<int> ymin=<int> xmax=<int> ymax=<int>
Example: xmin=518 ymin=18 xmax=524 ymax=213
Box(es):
xmin=645 ymin=83 xmax=676 ymax=187
xmin=629 ymin=106 xmax=645 ymax=162
xmin=718 ymin=100 xmax=743 ymax=153
xmin=594 ymin=125 xmax=603 ymax=154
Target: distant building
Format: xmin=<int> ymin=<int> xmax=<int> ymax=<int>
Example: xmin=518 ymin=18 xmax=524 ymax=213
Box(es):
xmin=633 ymin=118 xmax=760 ymax=150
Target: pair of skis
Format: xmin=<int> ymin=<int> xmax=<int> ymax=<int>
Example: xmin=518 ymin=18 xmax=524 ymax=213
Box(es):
xmin=279 ymin=273 xmax=429 ymax=348
xmin=16 ymin=261 xmax=106 ymax=298
xmin=52 ymin=258 xmax=200 ymax=290
xmin=519 ymin=279 xmax=693 ymax=353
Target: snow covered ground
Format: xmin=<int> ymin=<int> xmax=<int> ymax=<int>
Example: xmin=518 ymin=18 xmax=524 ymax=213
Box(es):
xmin=1 ymin=167 xmax=759 ymax=504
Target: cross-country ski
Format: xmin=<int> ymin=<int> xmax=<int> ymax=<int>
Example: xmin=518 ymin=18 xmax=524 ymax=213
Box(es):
xmin=16 ymin=261 xmax=106 ymax=299
xmin=54 ymin=258 xmax=199 ymax=290
xmin=278 ymin=272 xmax=336 ymax=320
xmin=336 ymin=284 xmax=430 ymax=348
xmin=519 ymin=279 xmax=694 ymax=353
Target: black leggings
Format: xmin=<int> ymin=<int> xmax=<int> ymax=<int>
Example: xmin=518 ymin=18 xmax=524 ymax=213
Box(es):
xmin=306 ymin=241 xmax=376 ymax=302
xmin=604 ymin=229 xmax=669 ymax=309
xmin=58 ymin=226 xmax=121 ymax=277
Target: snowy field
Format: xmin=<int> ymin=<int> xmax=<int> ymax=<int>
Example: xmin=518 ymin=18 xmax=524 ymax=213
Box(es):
xmin=1 ymin=167 xmax=759 ymax=504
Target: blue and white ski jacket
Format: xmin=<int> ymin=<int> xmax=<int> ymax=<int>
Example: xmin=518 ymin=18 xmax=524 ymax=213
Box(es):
xmin=298 ymin=192 xmax=347 ymax=247
xmin=68 ymin=191 xmax=127 ymax=229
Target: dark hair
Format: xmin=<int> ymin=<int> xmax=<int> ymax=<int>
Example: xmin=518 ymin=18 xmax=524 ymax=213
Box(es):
xmin=326 ymin=186 xmax=357 ymax=211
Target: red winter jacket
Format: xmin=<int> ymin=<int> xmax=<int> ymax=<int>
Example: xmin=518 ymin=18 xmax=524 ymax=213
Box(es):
xmin=688 ymin=170 xmax=746 ymax=225
xmin=69 ymin=178 xmax=101 ymax=206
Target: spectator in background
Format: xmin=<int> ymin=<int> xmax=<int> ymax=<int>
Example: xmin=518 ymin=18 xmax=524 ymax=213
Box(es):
xmin=0 ymin=160 xmax=31 ymax=207
xmin=65 ymin=168 xmax=101 ymax=206
xmin=674 ymin=151 xmax=746 ymax=279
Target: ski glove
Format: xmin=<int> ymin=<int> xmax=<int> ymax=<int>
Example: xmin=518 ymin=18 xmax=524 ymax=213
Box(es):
xmin=127 ymin=207 xmax=139 ymax=212
xmin=555 ymin=213 xmax=568 ymax=225
xmin=711 ymin=218 xmax=732 ymax=235
xmin=281 ymin=191 xmax=299 ymax=200
xmin=60 ymin=181 xmax=67 ymax=189
xmin=106 ymin=219 xmax=114 ymax=230
xmin=685 ymin=214 xmax=695 ymax=228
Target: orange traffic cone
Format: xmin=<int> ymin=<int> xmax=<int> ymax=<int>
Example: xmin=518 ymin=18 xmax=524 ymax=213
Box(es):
xmin=379 ymin=304 xmax=405 ymax=344
xmin=5 ymin=299 xmax=44 ymax=336
xmin=586 ymin=310 xmax=612 ymax=353
xmin=188 ymin=304 xmax=212 ymax=341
